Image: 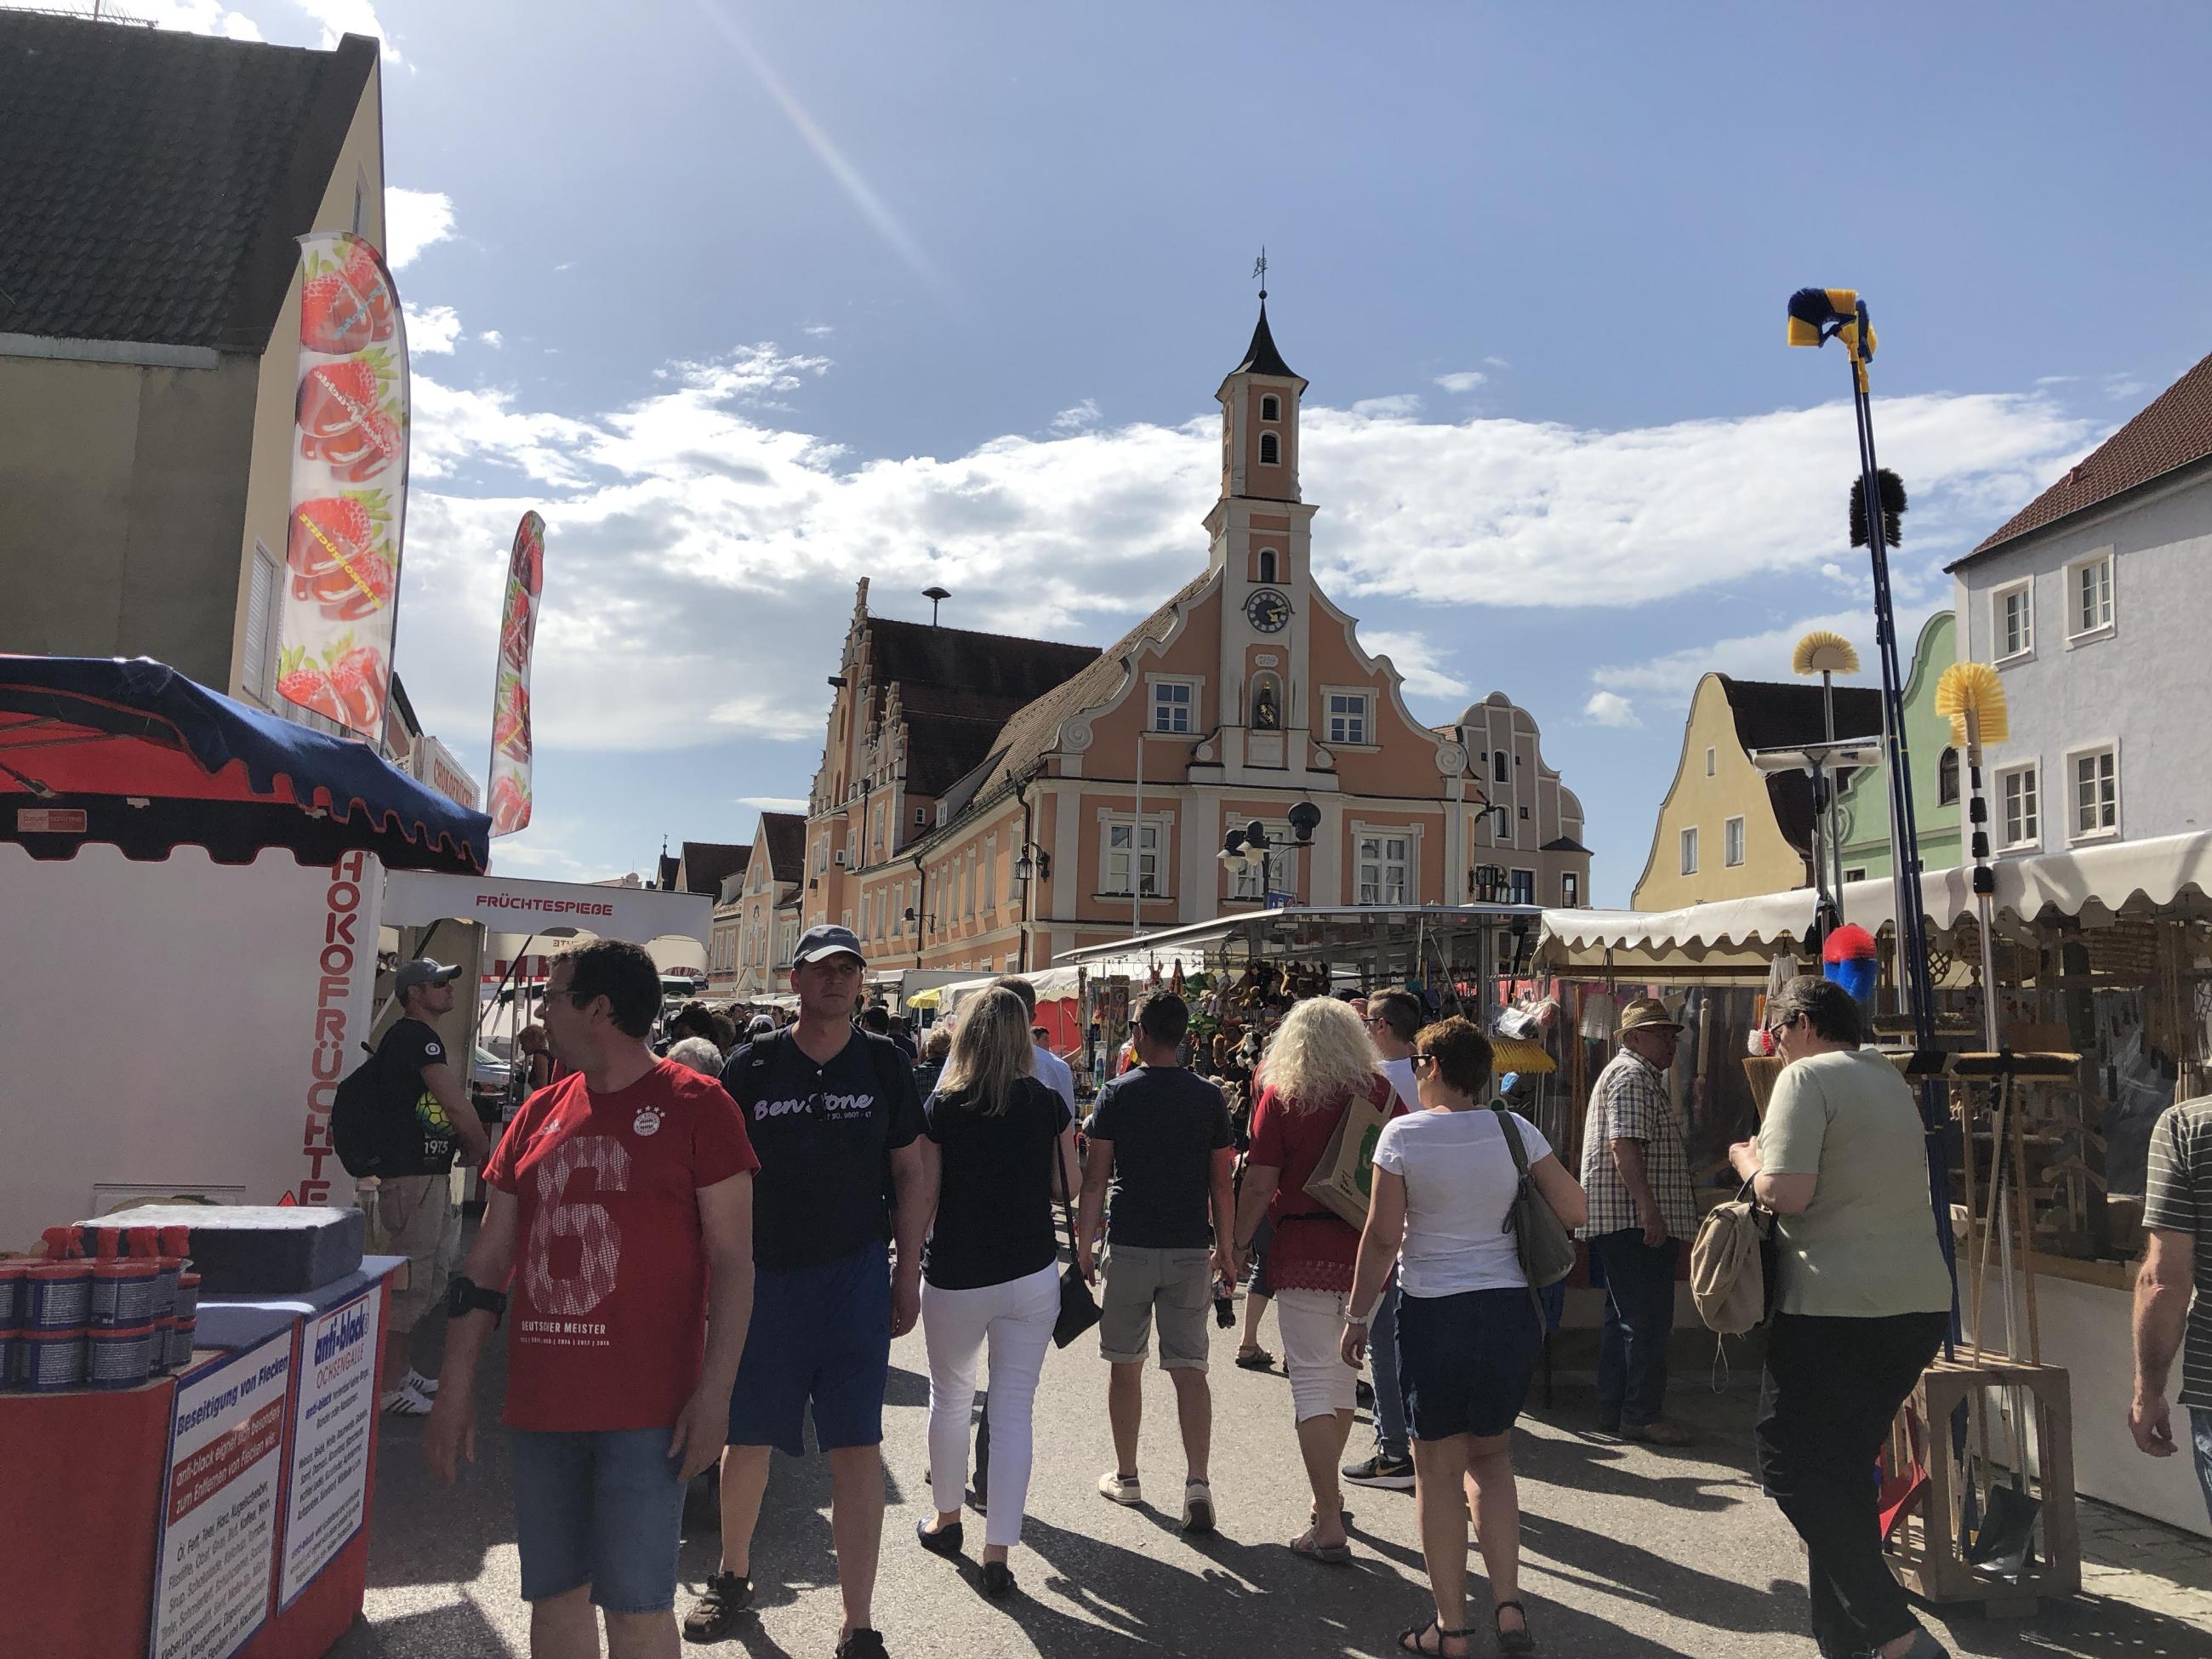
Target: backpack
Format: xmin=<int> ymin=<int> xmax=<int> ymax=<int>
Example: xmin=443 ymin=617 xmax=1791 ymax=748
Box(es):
xmin=1690 ymin=1183 xmax=1772 ymax=1335
xmin=330 ymin=1041 xmax=390 ymax=1179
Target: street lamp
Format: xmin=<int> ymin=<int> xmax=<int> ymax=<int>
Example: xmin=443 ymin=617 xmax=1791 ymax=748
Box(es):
xmin=1218 ymin=803 xmax=1319 ymax=905
xmin=1012 ymin=844 xmax=1051 ymax=886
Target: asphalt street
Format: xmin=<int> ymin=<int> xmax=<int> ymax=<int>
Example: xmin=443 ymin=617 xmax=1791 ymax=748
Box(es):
xmin=339 ymin=1308 xmax=2209 ymax=1659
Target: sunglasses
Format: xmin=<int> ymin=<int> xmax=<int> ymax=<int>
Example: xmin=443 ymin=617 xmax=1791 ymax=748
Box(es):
xmin=1411 ymin=1053 xmax=1439 ymax=1074
xmin=1764 ymin=1012 xmax=1799 ymax=1039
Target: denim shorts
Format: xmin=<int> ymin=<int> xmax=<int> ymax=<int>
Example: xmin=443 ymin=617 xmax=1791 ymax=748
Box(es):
xmin=2192 ymin=1407 xmax=2212 ymax=1531
xmin=1396 ymin=1286 xmax=1541 ymax=1441
xmin=728 ymin=1240 xmax=892 ymax=1457
xmin=510 ymin=1428 xmax=688 ymax=1611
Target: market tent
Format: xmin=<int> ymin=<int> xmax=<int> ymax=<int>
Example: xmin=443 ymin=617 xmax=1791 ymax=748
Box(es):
xmin=0 ymin=656 xmax=487 ymax=870
xmin=1537 ymin=831 xmax=2212 ymax=972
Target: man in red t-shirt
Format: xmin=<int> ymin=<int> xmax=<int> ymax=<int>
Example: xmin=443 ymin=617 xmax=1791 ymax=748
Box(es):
xmin=426 ymin=939 xmax=757 ymax=1659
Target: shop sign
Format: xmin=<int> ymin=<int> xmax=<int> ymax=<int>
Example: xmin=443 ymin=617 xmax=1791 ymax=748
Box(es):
xmin=150 ymin=1328 xmax=295 ymax=1659
xmin=276 ymin=1286 xmax=381 ymax=1605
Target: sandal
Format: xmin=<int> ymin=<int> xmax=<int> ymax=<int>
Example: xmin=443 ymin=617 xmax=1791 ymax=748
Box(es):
xmin=1493 ymin=1599 xmax=1536 ymax=1656
xmin=681 ymin=1571 xmax=753 ymax=1644
xmin=1235 ymin=1347 xmax=1274 ymax=1371
xmin=1289 ymin=1525 xmax=1353 ymax=1565
xmin=1399 ymin=1618 xmax=1470 ymax=1656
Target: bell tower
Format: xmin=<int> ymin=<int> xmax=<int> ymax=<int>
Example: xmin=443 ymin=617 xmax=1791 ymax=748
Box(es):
xmin=1214 ymin=295 xmax=1305 ymax=509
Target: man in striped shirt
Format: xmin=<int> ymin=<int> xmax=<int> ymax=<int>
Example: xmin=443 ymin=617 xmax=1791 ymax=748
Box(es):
xmin=2133 ymin=1096 xmax=2212 ymax=1526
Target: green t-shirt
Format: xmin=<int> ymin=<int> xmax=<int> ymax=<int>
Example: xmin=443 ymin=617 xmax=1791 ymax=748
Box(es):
xmin=1756 ymin=1047 xmax=1953 ymax=1319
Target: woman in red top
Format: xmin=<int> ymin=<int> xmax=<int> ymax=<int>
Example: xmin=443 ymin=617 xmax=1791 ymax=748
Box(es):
xmin=1231 ymin=995 xmax=1403 ymax=1565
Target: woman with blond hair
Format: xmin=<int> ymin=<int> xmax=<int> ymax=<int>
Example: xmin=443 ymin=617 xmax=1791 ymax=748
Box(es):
xmin=912 ymin=986 xmax=1083 ymax=1597
xmin=1230 ymin=995 xmax=1405 ymax=1564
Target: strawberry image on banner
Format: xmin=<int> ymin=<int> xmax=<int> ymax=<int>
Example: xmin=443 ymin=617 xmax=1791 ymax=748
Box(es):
xmin=487 ymin=511 xmax=545 ymax=837
xmin=277 ymin=231 xmax=408 ymax=741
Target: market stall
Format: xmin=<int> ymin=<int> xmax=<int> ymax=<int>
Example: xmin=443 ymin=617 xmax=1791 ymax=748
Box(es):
xmin=1537 ymin=834 xmax=2212 ymax=1537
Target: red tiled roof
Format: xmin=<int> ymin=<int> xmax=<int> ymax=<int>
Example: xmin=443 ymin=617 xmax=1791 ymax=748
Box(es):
xmin=1954 ymin=349 xmax=2212 ymax=567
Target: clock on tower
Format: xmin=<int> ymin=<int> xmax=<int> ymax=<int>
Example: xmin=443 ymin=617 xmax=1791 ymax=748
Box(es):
xmin=1245 ymin=588 xmax=1291 ymax=634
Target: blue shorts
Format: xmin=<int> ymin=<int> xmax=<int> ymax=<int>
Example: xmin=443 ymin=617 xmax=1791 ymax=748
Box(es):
xmin=728 ymin=1240 xmax=892 ymax=1457
xmin=1396 ymin=1286 xmax=1542 ymax=1441
xmin=510 ymin=1428 xmax=688 ymax=1612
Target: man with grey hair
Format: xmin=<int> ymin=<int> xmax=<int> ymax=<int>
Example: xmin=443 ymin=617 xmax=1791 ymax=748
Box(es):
xmin=1576 ymin=997 xmax=1695 ymax=1445
xmin=667 ymin=1036 xmax=727 ymax=1077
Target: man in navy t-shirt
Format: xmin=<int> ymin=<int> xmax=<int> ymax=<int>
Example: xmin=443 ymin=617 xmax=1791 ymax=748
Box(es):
xmin=686 ymin=926 xmax=935 ymax=1659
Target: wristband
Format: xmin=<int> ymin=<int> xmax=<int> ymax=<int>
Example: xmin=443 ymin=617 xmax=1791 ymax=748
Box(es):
xmin=445 ymin=1274 xmax=509 ymax=1327
xmin=1344 ymin=1308 xmax=1372 ymax=1328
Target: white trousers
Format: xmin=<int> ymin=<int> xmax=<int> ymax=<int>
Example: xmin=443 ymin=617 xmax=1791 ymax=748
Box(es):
xmin=1274 ymin=1286 xmax=1359 ymax=1423
xmin=921 ymin=1263 xmax=1060 ymax=1547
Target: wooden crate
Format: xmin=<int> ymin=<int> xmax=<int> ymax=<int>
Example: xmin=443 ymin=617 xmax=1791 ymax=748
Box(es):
xmin=1884 ymin=1355 xmax=2079 ymax=1613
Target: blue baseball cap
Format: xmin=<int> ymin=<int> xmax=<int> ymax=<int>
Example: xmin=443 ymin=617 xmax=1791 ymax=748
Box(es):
xmin=791 ymin=923 xmax=866 ymax=968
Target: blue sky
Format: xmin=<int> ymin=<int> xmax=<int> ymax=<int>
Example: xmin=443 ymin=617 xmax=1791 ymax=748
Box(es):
xmin=43 ymin=1 xmax=2212 ymax=901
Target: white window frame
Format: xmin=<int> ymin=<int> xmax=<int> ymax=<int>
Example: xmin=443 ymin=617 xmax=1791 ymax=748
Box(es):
xmin=982 ymin=837 xmax=998 ymax=913
xmin=1679 ymin=825 xmax=1698 ymax=875
xmin=1260 ymin=393 xmax=1280 ymax=423
xmin=1148 ymin=674 xmax=1200 ymax=735
xmin=1258 ymin=430 xmax=1281 ymax=466
xmin=1354 ymin=826 xmax=1416 ymax=906
xmin=1995 ymin=761 xmax=2041 ymax=852
xmin=1224 ymin=815 xmax=1299 ymax=901
xmin=1256 ymin=547 xmax=1279 ymax=583
xmin=2066 ymin=548 xmax=2115 ymax=645
xmin=1724 ymin=815 xmax=1746 ymax=868
xmin=1993 ymin=578 xmax=2035 ymax=664
xmin=2065 ymin=740 xmax=2119 ymax=843
xmin=1100 ymin=812 xmax=1168 ymax=898
xmin=1322 ymin=687 xmax=1374 ymax=747
xmin=242 ymin=538 xmax=282 ymax=705
xmin=1704 ymin=746 xmax=1716 ymax=778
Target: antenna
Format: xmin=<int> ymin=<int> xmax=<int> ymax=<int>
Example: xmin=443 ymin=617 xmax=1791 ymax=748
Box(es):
xmin=922 ymin=585 xmax=950 ymax=626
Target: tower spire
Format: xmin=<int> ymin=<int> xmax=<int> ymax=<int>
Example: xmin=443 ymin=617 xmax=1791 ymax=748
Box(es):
xmin=1253 ymin=246 xmax=1268 ymax=302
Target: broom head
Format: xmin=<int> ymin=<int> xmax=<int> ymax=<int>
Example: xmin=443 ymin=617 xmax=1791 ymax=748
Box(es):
xmin=1793 ymin=630 xmax=1861 ymax=677
xmin=1934 ymin=661 xmax=2009 ymax=748
xmin=1849 ymin=469 xmax=1908 ymax=548
xmin=1787 ymin=287 xmax=1859 ymax=345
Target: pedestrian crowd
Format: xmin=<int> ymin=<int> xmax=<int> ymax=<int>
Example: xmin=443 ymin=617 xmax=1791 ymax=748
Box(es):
xmin=370 ymin=914 xmax=2141 ymax=1659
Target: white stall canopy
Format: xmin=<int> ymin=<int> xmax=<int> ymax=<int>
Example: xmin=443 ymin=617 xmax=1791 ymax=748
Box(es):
xmin=1538 ymin=830 xmax=2212 ymax=972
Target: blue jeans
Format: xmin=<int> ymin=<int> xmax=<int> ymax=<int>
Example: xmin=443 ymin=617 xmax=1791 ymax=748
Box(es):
xmin=1592 ymin=1229 xmax=1678 ymax=1429
xmin=1369 ymin=1274 xmax=1407 ymax=1459
xmin=2194 ymin=1408 xmax=2212 ymax=1530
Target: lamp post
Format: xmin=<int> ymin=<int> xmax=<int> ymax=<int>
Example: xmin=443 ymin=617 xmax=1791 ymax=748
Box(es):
xmin=1011 ymin=842 xmax=1051 ymax=971
xmin=1219 ymin=803 xmax=1319 ymax=908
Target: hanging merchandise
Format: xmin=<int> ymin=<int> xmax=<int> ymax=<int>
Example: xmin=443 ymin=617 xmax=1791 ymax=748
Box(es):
xmin=488 ymin=511 xmax=546 ymax=835
xmin=278 ymin=232 xmax=411 ymax=741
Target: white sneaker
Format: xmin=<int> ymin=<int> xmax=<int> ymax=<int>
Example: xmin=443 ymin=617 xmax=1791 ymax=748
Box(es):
xmin=381 ymin=1382 xmax=434 ymax=1417
xmin=1097 ymin=1470 xmax=1141 ymax=1506
xmin=1182 ymin=1479 xmax=1215 ymax=1534
xmin=404 ymin=1369 xmax=440 ymax=1396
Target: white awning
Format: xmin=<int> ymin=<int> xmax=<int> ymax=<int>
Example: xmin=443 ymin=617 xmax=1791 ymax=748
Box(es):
xmin=381 ymin=869 xmax=713 ymax=945
xmin=1538 ymin=831 xmax=2212 ymax=966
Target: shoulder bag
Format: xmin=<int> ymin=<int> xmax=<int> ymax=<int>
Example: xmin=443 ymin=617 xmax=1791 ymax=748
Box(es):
xmin=1491 ymin=1101 xmax=1576 ymax=1323
xmin=1050 ymin=1132 xmax=1101 ymax=1348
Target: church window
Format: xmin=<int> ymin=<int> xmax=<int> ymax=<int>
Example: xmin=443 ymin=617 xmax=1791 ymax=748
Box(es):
xmin=1257 ymin=548 xmax=1277 ymax=583
xmin=1492 ymin=750 xmax=1509 ymax=784
xmin=1258 ymin=432 xmax=1281 ymax=465
xmin=1260 ymin=394 xmax=1280 ymax=422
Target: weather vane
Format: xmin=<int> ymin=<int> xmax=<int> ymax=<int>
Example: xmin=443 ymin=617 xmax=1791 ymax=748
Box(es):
xmin=1252 ymin=247 xmax=1267 ymax=301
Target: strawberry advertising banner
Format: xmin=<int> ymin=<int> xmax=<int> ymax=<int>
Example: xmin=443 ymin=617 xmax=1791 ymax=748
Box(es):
xmin=276 ymin=231 xmax=409 ymax=739
xmin=488 ymin=510 xmax=544 ymax=836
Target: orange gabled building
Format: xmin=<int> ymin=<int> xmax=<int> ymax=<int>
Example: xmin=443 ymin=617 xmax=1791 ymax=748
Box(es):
xmin=798 ymin=303 xmax=1588 ymax=974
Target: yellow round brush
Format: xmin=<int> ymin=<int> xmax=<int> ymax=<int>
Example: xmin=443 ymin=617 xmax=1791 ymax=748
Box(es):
xmin=1793 ymin=630 xmax=1861 ymax=677
xmin=1935 ymin=661 xmax=2009 ymax=751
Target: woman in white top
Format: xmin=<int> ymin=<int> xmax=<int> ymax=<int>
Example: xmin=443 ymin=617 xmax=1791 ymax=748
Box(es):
xmin=1343 ymin=1018 xmax=1588 ymax=1659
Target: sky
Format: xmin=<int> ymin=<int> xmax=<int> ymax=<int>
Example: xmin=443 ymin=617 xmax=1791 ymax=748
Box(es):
xmin=30 ymin=0 xmax=2212 ymax=902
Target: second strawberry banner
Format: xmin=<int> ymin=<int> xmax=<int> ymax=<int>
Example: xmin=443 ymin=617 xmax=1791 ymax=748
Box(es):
xmin=489 ymin=511 xmax=544 ymax=837
xmin=277 ymin=231 xmax=410 ymax=740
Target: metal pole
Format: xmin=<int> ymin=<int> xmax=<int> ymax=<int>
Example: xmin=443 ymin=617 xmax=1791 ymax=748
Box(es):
xmin=1131 ymin=731 xmax=1145 ymax=938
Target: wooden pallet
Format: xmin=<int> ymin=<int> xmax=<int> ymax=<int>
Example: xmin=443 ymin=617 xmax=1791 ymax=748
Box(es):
xmin=1884 ymin=1355 xmax=2079 ymax=1609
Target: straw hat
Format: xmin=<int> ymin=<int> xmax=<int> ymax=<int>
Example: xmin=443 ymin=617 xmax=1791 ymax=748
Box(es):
xmin=1616 ymin=997 xmax=1683 ymax=1037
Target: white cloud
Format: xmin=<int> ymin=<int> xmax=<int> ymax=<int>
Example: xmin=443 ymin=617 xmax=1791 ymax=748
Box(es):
xmin=403 ymin=303 xmax=461 ymax=354
xmin=803 ymin=324 xmax=836 ymax=338
xmin=289 ymin=0 xmax=399 ymax=60
xmin=388 ymin=344 xmax=2091 ymax=772
xmin=1360 ymin=631 xmax=1470 ymax=703
xmin=1350 ymin=394 xmax=1423 ymax=419
xmin=1484 ymin=356 xmax=1511 ymax=369
xmin=1434 ymin=370 xmax=1488 ymax=394
xmin=385 ymin=188 xmax=454 ymax=271
xmin=737 ymin=795 xmax=809 ymax=813
xmin=1052 ymin=398 xmax=1102 ymax=433
xmin=1590 ymin=604 xmax=1941 ymax=711
xmin=1582 ymin=691 xmax=1642 ymax=728
xmin=479 ymin=329 xmax=504 ymax=348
